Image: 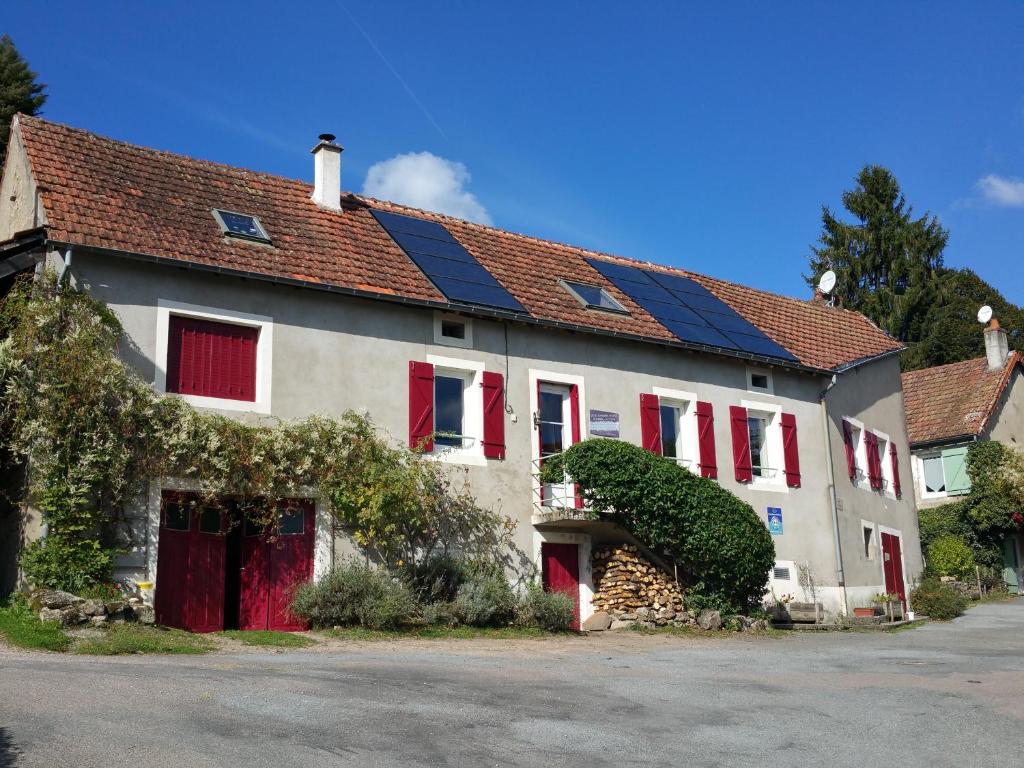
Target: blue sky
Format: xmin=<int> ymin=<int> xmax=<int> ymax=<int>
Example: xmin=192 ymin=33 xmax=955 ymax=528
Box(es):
xmin=6 ymin=1 xmax=1024 ymax=303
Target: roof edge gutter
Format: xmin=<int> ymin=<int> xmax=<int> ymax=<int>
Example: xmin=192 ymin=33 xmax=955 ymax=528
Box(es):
xmin=46 ymin=238 xmax=836 ymax=376
xmin=909 ymin=434 xmax=979 ymax=452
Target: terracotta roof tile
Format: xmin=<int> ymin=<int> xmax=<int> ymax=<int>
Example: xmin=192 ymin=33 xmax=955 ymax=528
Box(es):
xmin=901 ymin=352 xmax=1022 ymax=445
xmin=13 ymin=115 xmax=901 ymax=372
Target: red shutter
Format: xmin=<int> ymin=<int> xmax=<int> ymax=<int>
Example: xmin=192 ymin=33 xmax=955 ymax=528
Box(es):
xmin=864 ymin=432 xmax=881 ymax=490
xmin=890 ymin=441 xmax=902 ymax=498
xmin=166 ymin=315 xmax=258 ymax=401
xmin=730 ymin=405 xmax=752 ymax=483
xmin=842 ymin=420 xmax=856 ymax=480
xmin=481 ymin=371 xmax=505 ymax=460
xmin=780 ymin=412 xmax=801 ymax=488
xmin=408 ymin=361 xmax=434 ymax=451
xmin=569 ymin=384 xmax=583 ymax=508
xmin=640 ymin=393 xmax=662 ymax=454
xmin=696 ymin=401 xmax=717 ymax=479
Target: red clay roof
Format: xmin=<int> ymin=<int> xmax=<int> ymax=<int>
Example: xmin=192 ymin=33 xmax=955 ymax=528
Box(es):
xmin=13 ymin=114 xmax=900 ymax=372
xmin=901 ymin=352 xmax=1022 ymax=446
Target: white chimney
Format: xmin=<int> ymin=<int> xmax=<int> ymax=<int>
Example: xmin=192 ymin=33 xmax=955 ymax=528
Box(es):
xmin=984 ymin=318 xmax=1009 ymax=370
xmin=311 ymin=133 xmax=342 ymax=211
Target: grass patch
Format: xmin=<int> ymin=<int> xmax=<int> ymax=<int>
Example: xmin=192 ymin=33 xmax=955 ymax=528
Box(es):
xmin=0 ymin=596 xmax=71 ymax=652
xmin=974 ymin=591 xmax=1021 ymax=605
xmin=628 ymin=623 xmax=784 ymax=638
xmin=321 ymin=625 xmax=565 ymax=641
xmin=72 ymin=624 xmax=214 ymax=655
xmin=218 ymin=630 xmax=316 ymax=647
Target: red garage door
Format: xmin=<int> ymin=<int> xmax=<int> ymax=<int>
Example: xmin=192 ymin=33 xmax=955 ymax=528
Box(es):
xmin=156 ymin=494 xmax=314 ymax=633
xmin=239 ymin=501 xmax=316 ymax=631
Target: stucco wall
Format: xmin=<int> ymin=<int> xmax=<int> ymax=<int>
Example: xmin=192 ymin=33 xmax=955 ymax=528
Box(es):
xmin=0 ymin=126 xmax=46 ymax=241
xmin=985 ymin=366 xmax=1024 ymax=448
xmin=825 ymin=356 xmax=923 ymax=610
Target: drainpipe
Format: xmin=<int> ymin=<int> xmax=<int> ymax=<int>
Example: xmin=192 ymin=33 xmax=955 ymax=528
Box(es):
xmin=819 ymin=374 xmax=849 ymax=616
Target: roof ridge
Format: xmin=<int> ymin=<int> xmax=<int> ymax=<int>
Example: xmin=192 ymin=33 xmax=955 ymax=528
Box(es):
xmin=16 ymin=113 xmax=310 ymax=188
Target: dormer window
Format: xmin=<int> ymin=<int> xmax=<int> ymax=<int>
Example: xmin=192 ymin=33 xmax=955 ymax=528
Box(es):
xmin=212 ymin=209 xmax=271 ymax=243
xmin=560 ymin=279 xmax=628 ymax=314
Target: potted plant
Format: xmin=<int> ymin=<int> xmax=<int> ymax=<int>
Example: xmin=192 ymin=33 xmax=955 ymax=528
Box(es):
xmin=871 ymin=593 xmax=903 ymax=621
xmin=853 ymin=605 xmax=877 ymax=618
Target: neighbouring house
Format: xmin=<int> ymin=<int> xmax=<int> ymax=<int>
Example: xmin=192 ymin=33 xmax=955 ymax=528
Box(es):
xmin=902 ymin=321 xmax=1024 ymax=591
xmin=0 ymin=115 xmax=923 ymax=628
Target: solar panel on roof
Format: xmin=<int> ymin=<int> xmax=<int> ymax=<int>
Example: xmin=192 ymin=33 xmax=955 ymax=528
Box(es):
xmin=371 ymin=209 xmax=526 ymax=314
xmin=585 ymin=257 xmax=798 ymax=362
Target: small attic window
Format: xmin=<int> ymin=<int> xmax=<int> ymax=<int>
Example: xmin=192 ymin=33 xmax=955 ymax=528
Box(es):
xmin=212 ymin=209 xmax=271 ymax=243
xmin=560 ymin=279 xmax=628 ymax=314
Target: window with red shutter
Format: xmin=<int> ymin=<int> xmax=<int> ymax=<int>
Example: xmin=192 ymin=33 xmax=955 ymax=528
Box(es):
xmin=481 ymin=371 xmax=505 ymax=459
xmin=864 ymin=432 xmax=882 ymax=490
xmin=408 ymin=361 xmax=435 ymax=451
xmin=890 ymin=442 xmax=902 ymax=498
xmin=780 ymin=412 xmax=801 ymax=488
xmin=166 ymin=315 xmax=259 ymax=402
xmin=729 ymin=405 xmax=752 ymax=483
xmin=695 ymin=401 xmax=717 ymax=479
xmin=639 ymin=393 xmax=662 ymax=454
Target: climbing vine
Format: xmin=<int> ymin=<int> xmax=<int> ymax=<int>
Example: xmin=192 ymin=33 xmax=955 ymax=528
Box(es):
xmin=0 ymin=273 xmax=514 ymax=591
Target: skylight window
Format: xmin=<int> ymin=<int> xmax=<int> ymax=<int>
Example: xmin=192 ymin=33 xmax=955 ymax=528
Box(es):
xmin=560 ymin=279 xmax=628 ymax=314
xmin=212 ymin=209 xmax=271 ymax=243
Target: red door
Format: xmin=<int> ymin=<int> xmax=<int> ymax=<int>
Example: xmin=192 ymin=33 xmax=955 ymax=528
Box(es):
xmin=881 ymin=532 xmax=907 ymax=607
xmin=155 ymin=495 xmax=226 ymax=633
xmin=239 ymin=501 xmax=315 ymax=631
xmin=542 ymin=542 xmax=580 ymax=630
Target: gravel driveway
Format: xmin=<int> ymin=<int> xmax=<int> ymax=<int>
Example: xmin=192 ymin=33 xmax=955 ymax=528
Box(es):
xmin=2 ymin=601 xmax=1023 ymax=767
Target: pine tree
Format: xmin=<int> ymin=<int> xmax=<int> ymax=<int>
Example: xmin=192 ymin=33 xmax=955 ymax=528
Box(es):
xmin=0 ymin=34 xmax=47 ymax=172
xmin=806 ymin=165 xmax=948 ymax=344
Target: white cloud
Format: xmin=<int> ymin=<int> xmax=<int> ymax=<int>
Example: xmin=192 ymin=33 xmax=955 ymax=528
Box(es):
xmin=362 ymin=152 xmax=492 ymax=224
xmin=976 ymin=174 xmax=1024 ymax=207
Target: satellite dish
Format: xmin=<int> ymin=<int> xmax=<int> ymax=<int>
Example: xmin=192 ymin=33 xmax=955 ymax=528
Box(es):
xmin=818 ymin=270 xmax=837 ymax=295
xmin=977 ymin=305 xmax=993 ymax=324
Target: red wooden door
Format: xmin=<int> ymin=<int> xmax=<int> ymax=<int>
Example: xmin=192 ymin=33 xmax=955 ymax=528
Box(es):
xmin=542 ymin=542 xmax=580 ymax=630
xmin=155 ymin=496 xmax=191 ymax=629
xmin=881 ymin=532 xmax=907 ymax=607
xmin=239 ymin=501 xmax=315 ymax=631
xmin=187 ymin=506 xmax=227 ymax=632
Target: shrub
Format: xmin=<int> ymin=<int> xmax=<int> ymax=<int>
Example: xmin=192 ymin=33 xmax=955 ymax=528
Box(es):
xmin=542 ymin=439 xmax=775 ymax=613
xmin=19 ymin=535 xmax=114 ymax=593
xmin=911 ymin=578 xmax=968 ymax=620
xmin=289 ymin=559 xmax=417 ymax=630
xmin=420 ymin=601 xmax=460 ymax=627
xmin=453 ymin=569 xmax=516 ymax=627
xmin=515 ymin=584 xmax=575 ymax=632
xmin=0 ymin=594 xmax=71 ymax=652
xmin=401 ymin=554 xmax=468 ymax=604
xmin=927 ymin=535 xmax=975 ymax=579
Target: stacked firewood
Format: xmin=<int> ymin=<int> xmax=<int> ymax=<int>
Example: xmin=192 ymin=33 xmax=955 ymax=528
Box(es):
xmin=590 ymin=544 xmax=684 ymax=616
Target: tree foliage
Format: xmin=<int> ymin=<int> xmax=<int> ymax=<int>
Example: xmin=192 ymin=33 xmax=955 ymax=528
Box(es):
xmin=0 ymin=274 xmax=516 ymax=590
xmin=0 ymin=34 xmax=47 ymax=171
xmin=541 ymin=439 xmax=775 ymax=613
xmin=807 ymin=165 xmax=948 ymax=345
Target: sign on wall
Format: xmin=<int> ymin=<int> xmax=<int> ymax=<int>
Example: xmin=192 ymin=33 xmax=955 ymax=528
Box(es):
xmin=767 ymin=507 xmax=783 ymax=536
xmin=589 ymin=410 xmax=620 ymax=438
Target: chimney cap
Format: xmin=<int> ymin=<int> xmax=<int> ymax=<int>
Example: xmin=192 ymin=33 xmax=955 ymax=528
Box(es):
xmin=318 ymin=133 xmax=337 ymax=143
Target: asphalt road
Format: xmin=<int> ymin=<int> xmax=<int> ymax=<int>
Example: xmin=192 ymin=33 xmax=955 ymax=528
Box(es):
xmin=2 ymin=602 xmax=1024 ymax=768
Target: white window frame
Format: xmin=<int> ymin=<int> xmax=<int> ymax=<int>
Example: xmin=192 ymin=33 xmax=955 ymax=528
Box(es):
xmin=433 ymin=311 xmax=473 ymax=349
xmin=742 ymin=398 xmax=787 ymax=492
xmin=746 ymin=367 xmax=774 ymax=395
xmin=529 ymin=369 xmax=586 ymax=512
xmin=917 ymin=451 xmax=948 ymax=500
xmin=653 ymin=387 xmax=699 ymax=474
xmin=155 ymin=299 xmax=273 ymax=414
xmin=844 ymin=416 xmax=867 ymax=487
xmin=426 ymin=354 xmax=486 ymax=467
xmin=873 ymin=429 xmax=895 ymax=497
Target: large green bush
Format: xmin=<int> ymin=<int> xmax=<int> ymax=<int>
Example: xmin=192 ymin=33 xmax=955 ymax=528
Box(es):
xmin=19 ymin=536 xmax=114 ymax=594
xmin=542 ymin=439 xmax=775 ymax=613
xmin=289 ymin=559 xmax=417 ymax=630
xmin=453 ymin=568 xmax=517 ymax=627
xmin=910 ymin=578 xmax=968 ymax=620
xmin=926 ymin=535 xmax=975 ymax=579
